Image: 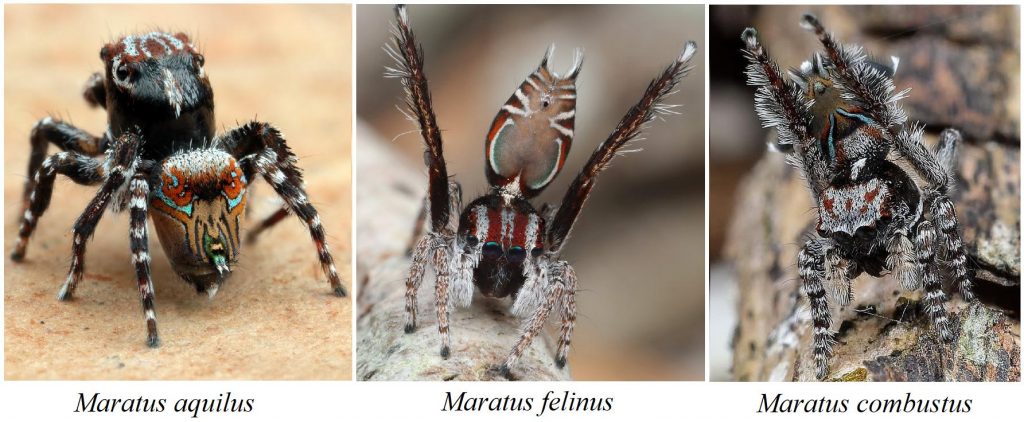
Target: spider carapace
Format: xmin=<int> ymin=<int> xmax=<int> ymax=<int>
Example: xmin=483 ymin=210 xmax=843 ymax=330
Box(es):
xmin=13 ymin=31 xmax=346 ymax=348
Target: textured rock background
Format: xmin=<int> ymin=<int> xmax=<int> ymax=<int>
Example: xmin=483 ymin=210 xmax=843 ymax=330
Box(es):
xmin=713 ymin=5 xmax=1020 ymax=381
xmin=4 ymin=4 xmax=352 ymax=380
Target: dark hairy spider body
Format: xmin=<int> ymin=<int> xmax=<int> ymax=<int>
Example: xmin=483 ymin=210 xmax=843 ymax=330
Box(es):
xmin=387 ymin=5 xmax=697 ymax=377
xmin=13 ymin=31 xmax=346 ymax=348
xmin=742 ymin=15 xmax=974 ymax=379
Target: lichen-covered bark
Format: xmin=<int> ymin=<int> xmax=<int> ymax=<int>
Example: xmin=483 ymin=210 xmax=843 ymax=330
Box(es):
xmin=355 ymin=127 xmax=570 ymax=381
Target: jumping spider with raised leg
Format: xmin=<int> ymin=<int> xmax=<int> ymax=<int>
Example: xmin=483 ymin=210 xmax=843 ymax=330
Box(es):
xmin=741 ymin=15 xmax=974 ymax=379
xmin=12 ymin=31 xmax=346 ymax=347
xmin=387 ymin=5 xmax=697 ymax=377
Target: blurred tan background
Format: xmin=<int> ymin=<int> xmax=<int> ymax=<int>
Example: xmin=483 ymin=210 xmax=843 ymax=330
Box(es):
xmin=709 ymin=5 xmax=1020 ymax=380
xmin=4 ymin=4 xmax=352 ymax=379
xmin=356 ymin=4 xmax=704 ymax=380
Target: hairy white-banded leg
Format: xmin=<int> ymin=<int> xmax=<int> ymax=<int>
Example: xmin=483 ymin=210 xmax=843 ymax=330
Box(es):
xmin=23 ymin=117 xmax=107 ymax=209
xmin=449 ymin=241 xmax=478 ymax=310
xmin=799 ymin=238 xmax=835 ymax=380
xmin=915 ymin=220 xmax=953 ymax=341
xmin=932 ymin=196 xmax=973 ymax=301
xmin=12 ymin=152 xmax=104 ymax=261
xmin=511 ymin=255 xmax=550 ymax=318
xmin=823 ymin=247 xmax=852 ymax=306
xmin=221 ymin=121 xmax=347 ymax=296
xmin=886 ymin=230 xmax=919 ymax=290
xmin=927 ymin=129 xmax=973 ymax=300
xmin=500 ymin=274 xmax=562 ymax=377
xmin=553 ymin=261 xmax=577 ymax=368
xmin=404 ymin=233 xmax=433 ymax=333
xmin=127 ymin=173 xmax=160 ymax=347
xmin=432 ymin=237 xmax=453 ymax=359
xmin=58 ymin=131 xmax=141 ymax=300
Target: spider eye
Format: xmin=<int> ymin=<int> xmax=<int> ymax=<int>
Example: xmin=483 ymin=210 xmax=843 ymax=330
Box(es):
xmin=508 ymin=246 xmax=526 ymax=264
xmin=194 ymin=54 xmax=205 ymax=69
xmin=542 ymin=99 xmax=550 ymax=108
xmin=813 ymin=81 xmax=826 ymax=95
xmin=482 ymin=241 xmax=502 ymax=259
xmin=531 ymin=247 xmax=543 ymax=257
xmin=465 ymin=234 xmax=479 ymax=247
xmin=115 ymin=64 xmax=131 ymax=82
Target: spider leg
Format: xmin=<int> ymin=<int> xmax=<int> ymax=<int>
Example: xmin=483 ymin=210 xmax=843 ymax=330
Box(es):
xmin=500 ymin=268 xmax=564 ymax=377
xmin=219 ymin=121 xmax=347 ymax=297
xmin=823 ymin=247 xmax=853 ymax=306
xmin=800 ymin=14 xmax=910 ymax=131
xmin=432 ymin=236 xmax=453 ymax=358
xmin=893 ymin=128 xmax=972 ymax=299
xmin=406 ymin=182 xmax=466 ymax=337
xmin=915 ymin=220 xmax=953 ymax=341
xmin=932 ymin=194 xmax=973 ymax=301
xmin=548 ymin=41 xmax=697 ymax=251
xmin=741 ymin=28 xmax=826 ymax=198
xmin=57 ymin=131 xmax=142 ymax=301
xmin=387 ymin=5 xmax=452 ymax=233
xmin=244 ymin=206 xmax=289 ymax=244
xmin=929 ymin=130 xmax=974 ymax=300
xmin=24 ymin=117 xmax=108 ymax=209
xmin=12 ymin=152 xmax=104 ymax=261
xmin=799 ymin=237 xmax=836 ymax=380
xmin=404 ymin=232 xmax=433 ymax=333
xmin=82 ymin=72 xmax=106 ymax=109
xmin=554 ymin=261 xmax=578 ymax=368
xmin=885 ymin=229 xmax=920 ymax=291
xmin=127 ymin=173 xmax=160 ymax=347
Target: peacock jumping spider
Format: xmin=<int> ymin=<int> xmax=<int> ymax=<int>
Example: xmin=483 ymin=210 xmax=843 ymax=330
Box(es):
xmin=741 ymin=15 xmax=974 ymax=379
xmin=12 ymin=31 xmax=346 ymax=348
xmin=387 ymin=5 xmax=697 ymax=376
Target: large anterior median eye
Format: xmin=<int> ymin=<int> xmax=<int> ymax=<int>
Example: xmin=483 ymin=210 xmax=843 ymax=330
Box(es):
xmin=507 ymin=246 xmax=527 ymax=264
xmin=482 ymin=241 xmax=502 ymax=259
xmin=114 ymin=64 xmax=131 ymax=83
